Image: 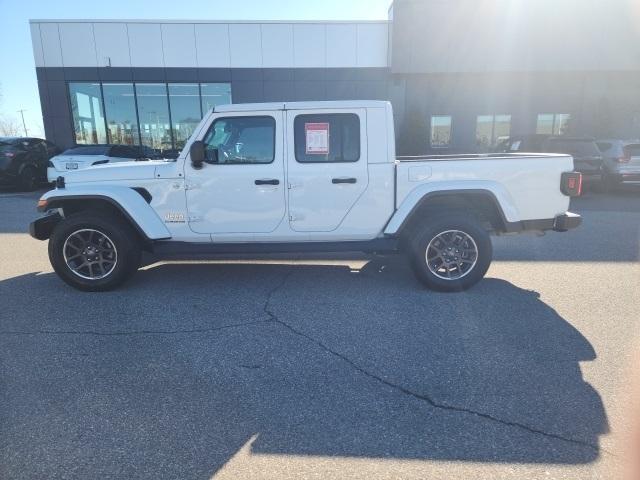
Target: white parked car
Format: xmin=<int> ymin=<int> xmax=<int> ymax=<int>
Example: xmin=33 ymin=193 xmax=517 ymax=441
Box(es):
xmin=47 ymin=144 xmax=159 ymax=182
xmin=31 ymin=101 xmax=582 ymax=292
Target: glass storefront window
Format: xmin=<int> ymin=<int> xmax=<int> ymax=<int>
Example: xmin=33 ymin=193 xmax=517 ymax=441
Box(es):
xmin=68 ymin=81 xmax=232 ymax=151
xmin=201 ymin=83 xmax=232 ymax=113
xmin=136 ymin=83 xmax=173 ymax=155
xmin=103 ymin=83 xmax=139 ymax=145
xmin=430 ymin=115 xmax=452 ymax=148
xmin=537 ymin=113 xmax=571 ymax=136
xmin=168 ymin=84 xmax=202 ymax=151
xmin=68 ymin=83 xmax=107 ymax=144
xmin=475 ymin=115 xmax=494 ymax=148
xmin=476 ymin=114 xmax=511 ymax=149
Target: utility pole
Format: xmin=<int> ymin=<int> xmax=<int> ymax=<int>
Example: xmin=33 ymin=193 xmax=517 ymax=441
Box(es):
xmin=17 ymin=109 xmax=28 ymax=136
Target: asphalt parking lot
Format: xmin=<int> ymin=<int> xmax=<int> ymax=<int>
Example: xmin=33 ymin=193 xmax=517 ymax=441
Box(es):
xmin=0 ymin=187 xmax=638 ymax=480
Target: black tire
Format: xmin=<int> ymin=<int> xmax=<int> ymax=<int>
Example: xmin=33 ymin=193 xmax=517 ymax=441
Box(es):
xmin=48 ymin=212 xmax=141 ymax=292
xmin=18 ymin=166 xmax=38 ymax=191
xmin=407 ymin=213 xmax=492 ymax=292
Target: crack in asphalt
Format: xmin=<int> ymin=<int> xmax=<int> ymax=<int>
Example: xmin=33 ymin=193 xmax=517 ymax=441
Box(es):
xmin=263 ymin=269 xmax=610 ymax=457
xmin=0 ymin=267 xmax=612 ymax=458
xmin=0 ymin=320 xmax=268 ymax=337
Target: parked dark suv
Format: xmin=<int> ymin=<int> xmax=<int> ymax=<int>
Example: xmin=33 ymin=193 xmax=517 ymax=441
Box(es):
xmin=0 ymin=137 xmax=59 ymax=190
xmin=499 ymin=135 xmax=603 ymax=184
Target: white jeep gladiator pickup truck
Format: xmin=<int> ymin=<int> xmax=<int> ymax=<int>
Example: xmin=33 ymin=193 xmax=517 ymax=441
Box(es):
xmin=30 ymin=101 xmax=582 ymax=292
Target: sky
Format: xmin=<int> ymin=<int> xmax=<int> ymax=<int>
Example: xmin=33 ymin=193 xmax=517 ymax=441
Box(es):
xmin=0 ymin=0 xmax=392 ymax=138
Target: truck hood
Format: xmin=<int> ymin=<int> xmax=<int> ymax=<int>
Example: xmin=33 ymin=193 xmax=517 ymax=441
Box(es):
xmin=58 ymin=160 xmax=169 ymax=183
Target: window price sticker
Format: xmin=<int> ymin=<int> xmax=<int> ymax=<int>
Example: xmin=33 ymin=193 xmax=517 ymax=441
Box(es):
xmin=305 ymin=123 xmax=330 ymax=155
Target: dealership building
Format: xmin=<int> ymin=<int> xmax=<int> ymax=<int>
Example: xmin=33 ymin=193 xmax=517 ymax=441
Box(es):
xmin=30 ymin=0 xmax=640 ymax=156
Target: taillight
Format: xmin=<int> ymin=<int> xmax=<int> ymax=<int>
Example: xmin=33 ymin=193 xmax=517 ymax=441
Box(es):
xmin=3 ymin=152 xmax=14 ymax=157
xmin=561 ymin=172 xmax=582 ymax=197
xmin=617 ymin=156 xmax=630 ymax=163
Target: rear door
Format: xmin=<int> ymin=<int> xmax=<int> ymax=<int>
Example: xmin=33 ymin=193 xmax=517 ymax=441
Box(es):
xmin=285 ymin=109 xmax=368 ymax=232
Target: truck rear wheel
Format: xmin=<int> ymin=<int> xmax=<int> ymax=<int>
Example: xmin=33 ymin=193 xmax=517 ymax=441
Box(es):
xmin=407 ymin=214 xmax=492 ymax=292
xmin=48 ymin=212 xmax=141 ymax=292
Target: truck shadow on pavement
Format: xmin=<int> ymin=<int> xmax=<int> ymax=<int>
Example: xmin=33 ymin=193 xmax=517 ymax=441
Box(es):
xmin=0 ymin=259 xmax=609 ymax=478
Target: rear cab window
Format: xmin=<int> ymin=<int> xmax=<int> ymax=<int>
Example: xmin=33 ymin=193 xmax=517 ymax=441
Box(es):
xmin=294 ymin=113 xmax=360 ymax=163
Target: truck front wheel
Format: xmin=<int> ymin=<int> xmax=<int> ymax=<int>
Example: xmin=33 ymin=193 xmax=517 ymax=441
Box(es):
xmin=48 ymin=212 xmax=141 ymax=292
xmin=407 ymin=214 xmax=492 ymax=292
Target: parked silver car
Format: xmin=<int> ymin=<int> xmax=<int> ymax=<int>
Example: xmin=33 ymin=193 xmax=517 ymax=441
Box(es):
xmin=596 ymin=139 xmax=640 ymax=190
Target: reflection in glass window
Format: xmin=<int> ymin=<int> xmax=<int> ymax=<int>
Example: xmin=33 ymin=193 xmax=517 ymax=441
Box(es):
xmin=537 ymin=113 xmax=571 ymax=136
xmin=431 ymin=115 xmax=452 ymax=148
xmin=168 ymin=84 xmax=201 ymax=150
xmin=201 ymin=83 xmax=232 ymax=113
xmin=476 ymin=114 xmax=511 ymax=149
xmin=103 ymin=83 xmax=139 ymax=145
xmin=203 ymin=116 xmax=275 ymax=164
xmin=68 ymin=83 xmax=107 ymax=144
xmin=136 ymin=83 xmax=172 ymax=154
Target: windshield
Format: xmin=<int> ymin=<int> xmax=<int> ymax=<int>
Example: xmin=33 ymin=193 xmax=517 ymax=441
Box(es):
xmin=61 ymin=146 xmax=111 ymax=156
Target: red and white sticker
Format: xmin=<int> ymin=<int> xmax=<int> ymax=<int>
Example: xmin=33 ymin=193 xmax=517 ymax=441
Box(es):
xmin=305 ymin=123 xmax=330 ymax=155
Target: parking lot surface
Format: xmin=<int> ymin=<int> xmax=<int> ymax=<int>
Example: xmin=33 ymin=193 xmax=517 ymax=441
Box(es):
xmin=0 ymin=188 xmax=638 ymax=480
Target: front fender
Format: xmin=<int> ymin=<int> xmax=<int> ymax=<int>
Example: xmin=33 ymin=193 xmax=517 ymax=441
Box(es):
xmin=38 ymin=186 xmax=171 ymax=240
xmin=384 ymin=181 xmax=520 ymax=235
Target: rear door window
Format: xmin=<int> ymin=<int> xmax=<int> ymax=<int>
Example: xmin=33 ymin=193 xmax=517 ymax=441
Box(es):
xmin=294 ymin=113 xmax=360 ymax=163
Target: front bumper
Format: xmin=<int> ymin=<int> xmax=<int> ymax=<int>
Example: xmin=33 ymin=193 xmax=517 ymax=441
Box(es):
xmin=29 ymin=212 xmax=62 ymax=240
xmin=553 ymin=212 xmax=582 ymax=232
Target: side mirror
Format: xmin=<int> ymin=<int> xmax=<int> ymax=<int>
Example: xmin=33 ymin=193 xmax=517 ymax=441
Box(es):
xmin=190 ymin=141 xmax=206 ymax=169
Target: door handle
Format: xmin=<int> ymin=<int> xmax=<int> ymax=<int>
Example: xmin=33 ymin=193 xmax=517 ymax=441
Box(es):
xmin=332 ymin=177 xmax=357 ymax=184
xmin=255 ymin=179 xmax=280 ymax=186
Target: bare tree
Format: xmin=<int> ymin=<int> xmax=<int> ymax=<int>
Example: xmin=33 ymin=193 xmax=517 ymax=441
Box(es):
xmin=0 ymin=115 xmax=22 ymax=136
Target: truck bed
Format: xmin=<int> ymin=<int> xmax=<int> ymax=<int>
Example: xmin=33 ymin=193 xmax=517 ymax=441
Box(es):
xmin=393 ymin=153 xmax=574 ymax=224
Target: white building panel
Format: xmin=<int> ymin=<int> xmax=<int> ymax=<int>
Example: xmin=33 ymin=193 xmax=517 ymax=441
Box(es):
xmin=357 ymin=23 xmax=389 ymax=67
xmin=326 ymin=24 xmax=357 ymax=68
xmin=39 ymin=23 xmax=63 ymax=67
xmin=161 ymin=23 xmax=197 ymax=68
xmin=195 ymin=24 xmax=231 ymax=68
xmin=30 ymin=23 xmax=44 ymax=67
xmin=93 ymin=23 xmax=131 ymax=67
xmin=58 ymin=23 xmax=97 ymax=67
xmin=293 ymin=24 xmax=326 ymax=68
xmin=261 ymin=24 xmax=294 ymax=68
xmin=127 ymin=23 xmax=164 ymax=68
xmin=229 ymin=24 xmax=262 ymax=68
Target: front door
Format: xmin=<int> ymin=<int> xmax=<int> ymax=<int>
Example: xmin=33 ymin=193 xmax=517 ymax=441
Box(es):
xmin=286 ymin=109 xmax=368 ymax=232
xmin=186 ymin=111 xmax=286 ymax=234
